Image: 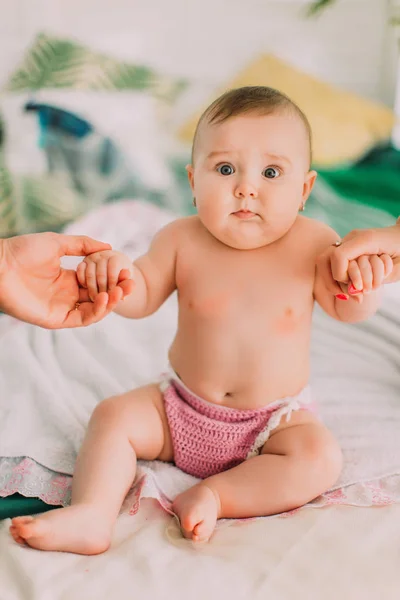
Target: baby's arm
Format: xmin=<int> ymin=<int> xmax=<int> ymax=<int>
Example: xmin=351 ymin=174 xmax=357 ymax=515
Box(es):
xmin=79 ymin=219 xmax=182 ymax=319
xmin=118 ymin=219 xmax=181 ymax=318
xmin=313 ymin=224 xmax=390 ymax=323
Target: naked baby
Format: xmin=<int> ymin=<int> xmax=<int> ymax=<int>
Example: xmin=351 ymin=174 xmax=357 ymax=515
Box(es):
xmin=10 ymin=86 xmax=393 ymax=553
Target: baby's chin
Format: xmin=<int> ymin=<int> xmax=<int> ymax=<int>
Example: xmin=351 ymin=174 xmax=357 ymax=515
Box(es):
xmin=212 ymin=228 xmax=280 ymax=250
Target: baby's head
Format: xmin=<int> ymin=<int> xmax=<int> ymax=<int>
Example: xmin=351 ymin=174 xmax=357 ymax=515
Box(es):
xmin=187 ymin=86 xmax=317 ymax=250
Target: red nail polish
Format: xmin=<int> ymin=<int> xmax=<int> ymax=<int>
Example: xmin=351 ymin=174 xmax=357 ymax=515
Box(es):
xmin=335 ymin=294 xmax=348 ymax=300
xmin=348 ymin=284 xmax=362 ymax=294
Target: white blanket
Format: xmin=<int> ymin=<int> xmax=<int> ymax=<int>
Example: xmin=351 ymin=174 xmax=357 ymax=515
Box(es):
xmin=1 ymin=200 xmax=400 ymax=501
xmin=1 ymin=502 xmax=400 ymax=600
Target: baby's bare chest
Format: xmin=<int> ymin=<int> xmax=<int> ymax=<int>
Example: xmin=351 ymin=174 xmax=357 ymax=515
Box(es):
xmin=176 ymin=246 xmax=315 ymax=324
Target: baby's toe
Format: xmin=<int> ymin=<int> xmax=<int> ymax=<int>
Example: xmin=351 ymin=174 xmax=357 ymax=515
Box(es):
xmin=9 ymin=525 xmax=26 ymax=546
xmin=179 ymin=512 xmax=201 ymax=538
xmin=192 ymin=520 xmax=215 ymax=543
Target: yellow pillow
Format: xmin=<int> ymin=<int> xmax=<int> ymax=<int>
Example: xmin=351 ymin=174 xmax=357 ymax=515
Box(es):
xmin=178 ymin=54 xmax=395 ymax=167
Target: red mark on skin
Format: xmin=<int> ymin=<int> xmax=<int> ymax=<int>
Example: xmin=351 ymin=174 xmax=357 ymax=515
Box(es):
xmin=188 ymin=291 xmax=231 ymax=316
xmin=335 ymin=294 xmax=348 ymax=300
xmin=275 ymin=307 xmax=298 ymax=335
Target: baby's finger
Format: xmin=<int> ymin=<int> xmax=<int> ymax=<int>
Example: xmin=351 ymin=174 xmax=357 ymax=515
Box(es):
xmin=85 ymin=260 xmax=99 ymax=301
xmin=347 ymin=260 xmax=363 ymax=294
xmin=76 ymin=262 xmax=87 ymax=288
xmin=369 ymin=255 xmax=385 ymax=289
xmin=357 ymin=255 xmax=373 ymax=293
xmin=380 ymin=253 xmax=394 ymax=279
xmin=96 ymin=259 xmax=108 ymax=294
xmin=107 ymin=255 xmax=121 ymax=290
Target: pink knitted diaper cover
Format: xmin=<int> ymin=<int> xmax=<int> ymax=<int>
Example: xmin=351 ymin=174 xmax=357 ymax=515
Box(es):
xmin=160 ymin=371 xmax=315 ymax=479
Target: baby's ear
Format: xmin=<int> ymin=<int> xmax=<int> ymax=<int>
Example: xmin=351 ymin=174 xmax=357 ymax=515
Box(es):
xmin=186 ymin=164 xmax=195 ymax=192
xmin=302 ymin=170 xmax=317 ymax=201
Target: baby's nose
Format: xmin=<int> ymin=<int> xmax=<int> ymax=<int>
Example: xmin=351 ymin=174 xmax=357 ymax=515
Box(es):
xmin=234 ymin=180 xmax=258 ymax=198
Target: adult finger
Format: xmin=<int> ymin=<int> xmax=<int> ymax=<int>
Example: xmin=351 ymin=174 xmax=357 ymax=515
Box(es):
xmin=87 ymin=287 xmax=126 ymax=323
xmin=77 ymin=281 xmax=133 ymax=303
xmin=76 ymin=262 xmax=87 ymax=288
xmin=369 ymin=255 xmax=385 ymax=289
xmin=78 ymin=287 xmax=91 ymax=302
xmin=380 ymin=254 xmax=394 ymax=279
xmin=315 ymin=251 xmax=344 ymax=296
xmin=57 ymin=234 xmax=111 ymax=257
xmin=357 ymin=255 xmax=373 ymax=293
xmin=118 ymin=268 xmax=133 ymax=282
xmin=332 ymin=227 xmax=400 ymax=282
xmin=62 ymin=294 xmax=108 ymax=328
xmin=117 ymin=278 xmax=135 ymax=298
xmin=106 ymin=285 xmax=124 ymax=310
xmin=347 ymin=260 xmax=363 ymax=293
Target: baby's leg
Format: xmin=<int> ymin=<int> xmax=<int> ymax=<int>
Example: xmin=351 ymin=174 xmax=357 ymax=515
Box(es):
xmin=173 ymin=411 xmax=342 ymax=542
xmin=10 ymin=384 xmax=172 ymax=554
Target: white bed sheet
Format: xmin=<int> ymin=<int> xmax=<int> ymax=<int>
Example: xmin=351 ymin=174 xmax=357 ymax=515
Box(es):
xmin=1 ymin=199 xmax=400 ymax=599
xmin=0 ymin=499 xmax=399 ymax=600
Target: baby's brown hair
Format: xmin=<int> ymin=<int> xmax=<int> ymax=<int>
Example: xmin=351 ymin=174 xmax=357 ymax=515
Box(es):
xmin=192 ymin=86 xmax=312 ymax=166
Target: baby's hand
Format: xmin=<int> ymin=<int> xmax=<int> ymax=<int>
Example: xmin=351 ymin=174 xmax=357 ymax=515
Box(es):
xmin=341 ymin=253 xmax=393 ymax=300
xmin=77 ymin=250 xmax=134 ymax=302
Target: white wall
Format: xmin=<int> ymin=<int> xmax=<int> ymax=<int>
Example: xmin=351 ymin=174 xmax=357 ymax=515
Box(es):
xmin=0 ymin=0 xmax=396 ymax=106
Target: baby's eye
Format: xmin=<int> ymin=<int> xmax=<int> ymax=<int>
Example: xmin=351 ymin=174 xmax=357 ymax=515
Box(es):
xmin=263 ymin=167 xmax=280 ymax=179
xmin=217 ymin=164 xmax=235 ymax=176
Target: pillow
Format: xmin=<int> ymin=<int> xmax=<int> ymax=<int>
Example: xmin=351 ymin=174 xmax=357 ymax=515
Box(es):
xmin=0 ymin=92 xmax=192 ymax=237
xmin=0 ymin=33 xmax=190 ymax=237
xmin=0 ymin=154 xmax=16 ymax=237
xmin=28 ymin=90 xmax=175 ymax=192
xmin=0 ymin=97 xmax=159 ymax=236
xmin=0 ymin=111 xmax=17 ymax=237
xmin=4 ymin=33 xmax=187 ymax=104
xmin=177 ymin=54 xmax=395 ymax=168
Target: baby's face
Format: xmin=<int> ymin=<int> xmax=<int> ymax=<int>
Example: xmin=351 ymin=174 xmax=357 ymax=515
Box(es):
xmin=187 ymin=113 xmax=316 ymax=250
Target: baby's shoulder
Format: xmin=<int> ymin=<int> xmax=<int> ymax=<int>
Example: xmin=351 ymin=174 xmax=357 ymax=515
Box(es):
xmin=152 ymin=215 xmax=199 ymax=244
xmin=295 ymin=216 xmax=339 ymax=256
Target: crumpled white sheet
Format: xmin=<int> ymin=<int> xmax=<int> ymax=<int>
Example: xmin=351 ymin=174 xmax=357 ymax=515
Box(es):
xmin=1 ymin=500 xmax=400 ymax=600
xmin=0 ymin=199 xmax=400 ymax=504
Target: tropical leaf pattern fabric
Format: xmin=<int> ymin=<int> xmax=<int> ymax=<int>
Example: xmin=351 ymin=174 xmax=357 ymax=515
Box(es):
xmin=5 ymin=33 xmax=187 ymax=102
xmin=0 ymin=154 xmax=16 ymax=238
xmin=0 ymin=32 xmax=189 ymax=237
xmin=0 ymin=113 xmax=17 ymax=237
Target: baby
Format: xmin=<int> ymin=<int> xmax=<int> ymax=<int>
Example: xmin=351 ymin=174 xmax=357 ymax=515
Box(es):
xmin=10 ymin=86 xmax=393 ymax=554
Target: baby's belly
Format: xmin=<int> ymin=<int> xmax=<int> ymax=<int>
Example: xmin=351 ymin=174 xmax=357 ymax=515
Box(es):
xmin=168 ymin=325 xmax=311 ymax=410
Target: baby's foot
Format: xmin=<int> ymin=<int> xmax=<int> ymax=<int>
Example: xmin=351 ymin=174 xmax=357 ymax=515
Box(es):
xmin=9 ymin=504 xmax=113 ymax=555
xmin=172 ymin=483 xmax=221 ymax=542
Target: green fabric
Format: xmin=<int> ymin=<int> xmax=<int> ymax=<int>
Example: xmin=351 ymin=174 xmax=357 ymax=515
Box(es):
xmin=0 ymin=495 xmax=57 ymax=520
xmin=317 ymin=145 xmax=400 ymax=220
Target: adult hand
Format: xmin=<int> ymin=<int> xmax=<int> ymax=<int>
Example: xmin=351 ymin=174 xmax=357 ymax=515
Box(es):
xmin=329 ymin=223 xmax=400 ymax=287
xmin=316 ymin=222 xmax=400 ymax=298
xmin=0 ymin=232 xmax=134 ymax=328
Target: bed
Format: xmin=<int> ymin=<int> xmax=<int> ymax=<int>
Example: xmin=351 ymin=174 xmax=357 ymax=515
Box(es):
xmin=1 ymin=13 xmax=400 ymax=597
xmin=1 ymin=198 xmax=400 ymax=598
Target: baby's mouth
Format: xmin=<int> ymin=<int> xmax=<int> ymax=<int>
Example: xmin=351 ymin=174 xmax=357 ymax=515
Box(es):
xmin=233 ymin=210 xmax=257 ymax=220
